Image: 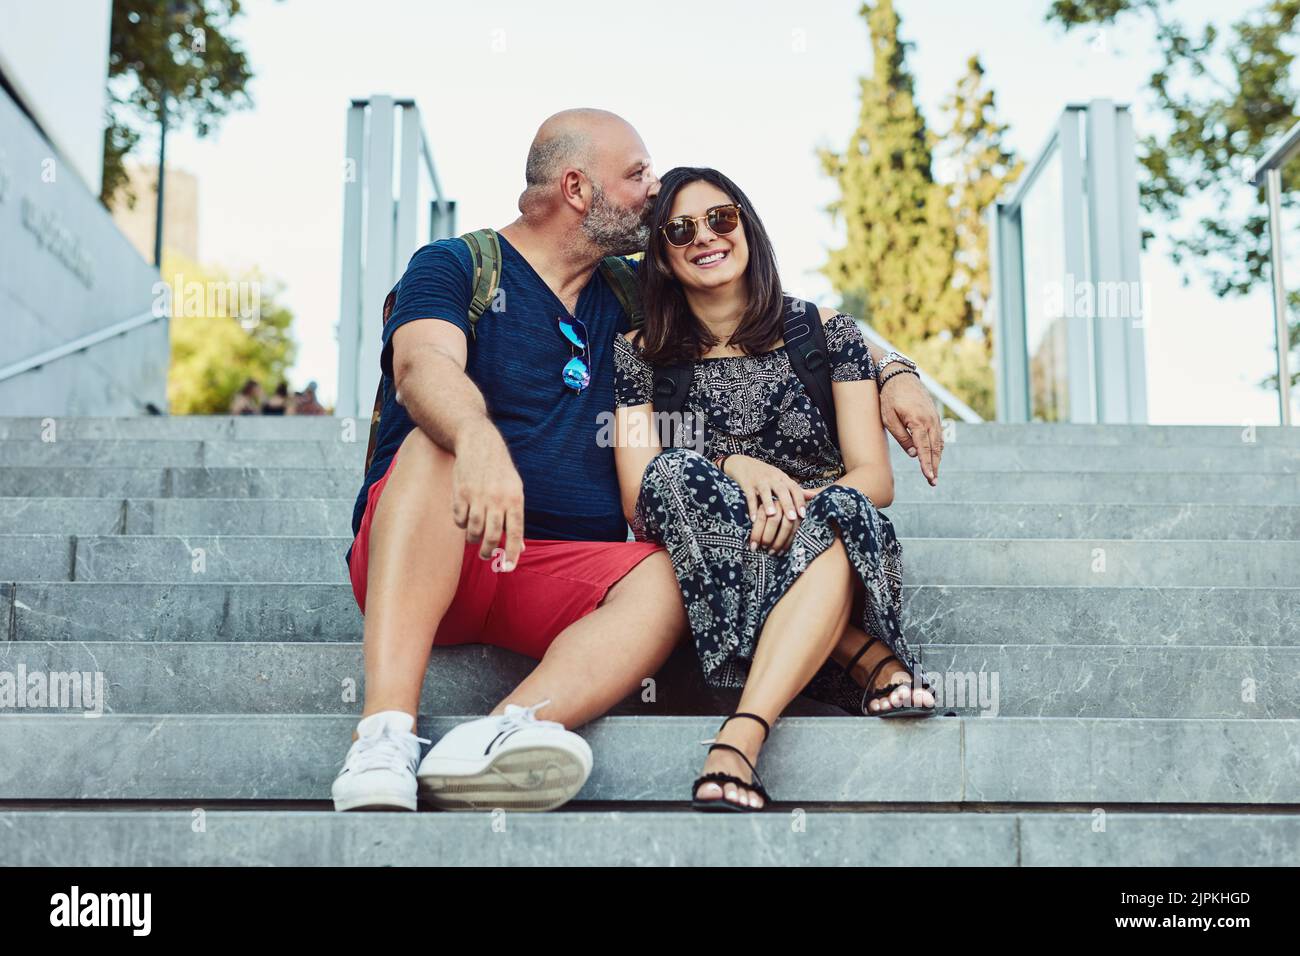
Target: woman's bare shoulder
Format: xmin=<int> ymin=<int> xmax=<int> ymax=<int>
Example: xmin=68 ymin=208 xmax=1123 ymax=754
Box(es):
xmin=817 ymin=304 xmax=849 ymax=325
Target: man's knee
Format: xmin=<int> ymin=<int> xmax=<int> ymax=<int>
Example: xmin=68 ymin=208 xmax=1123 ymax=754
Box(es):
xmin=369 ymin=429 xmax=457 ymax=539
xmin=601 ymin=550 xmax=685 ymax=621
xmin=395 ymin=426 xmax=454 ymax=475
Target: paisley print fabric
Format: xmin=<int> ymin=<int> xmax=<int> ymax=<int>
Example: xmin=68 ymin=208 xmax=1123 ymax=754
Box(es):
xmin=614 ymin=312 xmax=926 ymax=713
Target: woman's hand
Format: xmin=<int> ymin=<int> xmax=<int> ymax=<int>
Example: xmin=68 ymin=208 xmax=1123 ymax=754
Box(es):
xmin=721 ymin=455 xmax=808 ymax=553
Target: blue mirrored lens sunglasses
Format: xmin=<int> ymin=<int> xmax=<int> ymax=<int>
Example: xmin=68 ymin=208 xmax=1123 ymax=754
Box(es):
xmin=557 ymin=315 xmax=590 ymax=392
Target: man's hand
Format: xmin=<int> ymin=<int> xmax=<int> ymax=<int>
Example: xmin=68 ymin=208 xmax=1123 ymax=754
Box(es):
xmin=879 ymin=370 xmax=944 ymax=486
xmin=450 ymin=423 xmax=526 ymax=570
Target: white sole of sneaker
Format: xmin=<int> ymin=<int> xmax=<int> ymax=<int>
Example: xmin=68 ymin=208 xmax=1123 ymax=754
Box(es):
xmin=417 ymin=746 xmax=589 ymax=812
xmin=333 ymin=790 xmax=417 ymax=812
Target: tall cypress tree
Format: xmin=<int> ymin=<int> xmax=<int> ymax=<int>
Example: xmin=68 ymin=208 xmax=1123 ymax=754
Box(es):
xmin=818 ymin=0 xmax=964 ymax=348
xmin=941 ymin=55 xmax=1024 ymax=340
xmin=911 ymin=54 xmax=1025 ymax=419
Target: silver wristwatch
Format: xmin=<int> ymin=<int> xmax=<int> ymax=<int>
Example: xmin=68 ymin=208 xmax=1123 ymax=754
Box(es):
xmin=879 ymin=350 xmax=918 ymax=373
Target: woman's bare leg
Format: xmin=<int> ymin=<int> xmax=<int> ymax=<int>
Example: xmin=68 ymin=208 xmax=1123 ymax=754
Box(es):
xmin=830 ymin=623 xmax=937 ymax=713
xmin=695 ymin=536 xmax=855 ymax=809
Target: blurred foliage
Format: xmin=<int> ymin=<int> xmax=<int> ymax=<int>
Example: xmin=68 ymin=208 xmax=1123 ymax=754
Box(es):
xmin=102 ymin=0 xmax=254 ymax=208
xmin=1047 ymin=0 xmax=1300 ymax=391
xmin=820 ymin=3 xmax=1021 ymax=419
xmin=163 ymin=250 xmax=297 ymax=414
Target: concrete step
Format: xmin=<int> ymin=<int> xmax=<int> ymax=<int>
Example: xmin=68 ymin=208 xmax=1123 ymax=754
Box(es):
xmin=0 ymin=416 xmax=348 ymax=442
xmin=4 ymin=496 xmax=1298 ymax=540
xmin=3 ymin=417 xmax=1298 ymax=446
xmin=6 ymin=581 xmax=363 ymax=641
xmin=0 ymin=641 xmax=832 ymax=718
xmin=0 ymin=808 xmax=1294 ymax=866
xmin=0 ymin=439 xmax=367 ymax=469
xmin=10 ymin=582 xmax=1295 ymax=646
xmin=2 ymin=713 xmax=1296 ymax=804
xmin=0 ymin=496 xmax=353 ymax=536
xmin=2 ymin=640 xmax=1295 ymax=719
xmin=1 ymin=466 xmax=1291 ymax=503
xmin=3 ymin=438 xmax=1297 ymax=473
xmin=2 ymin=533 xmax=1293 ymax=585
xmin=886 ymin=501 xmax=1300 ymax=540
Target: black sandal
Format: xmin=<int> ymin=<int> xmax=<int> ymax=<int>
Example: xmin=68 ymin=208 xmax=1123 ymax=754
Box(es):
xmin=844 ymin=636 xmax=937 ymax=719
xmin=690 ymin=712 xmax=772 ymax=812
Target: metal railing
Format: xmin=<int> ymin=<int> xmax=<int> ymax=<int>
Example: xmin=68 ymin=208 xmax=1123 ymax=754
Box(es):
xmin=0 ymin=308 xmax=166 ymax=385
xmin=989 ymin=100 xmax=1148 ymax=424
xmin=337 ymin=96 xmax=457 ymax=421
xmin=853 ymin=320 xmax=983 ymax=423
xmin=1250 ymin=118 xmax=1300 ymax=426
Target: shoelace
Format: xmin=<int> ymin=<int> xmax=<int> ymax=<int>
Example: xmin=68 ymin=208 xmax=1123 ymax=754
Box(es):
xmin=348 ymin=725 xmax=432 ymax=774
xmin=502 ymin=699 xmax=564 ymax=732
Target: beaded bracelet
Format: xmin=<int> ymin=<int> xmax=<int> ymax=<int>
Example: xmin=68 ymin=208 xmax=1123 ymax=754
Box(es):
xmin=878 ymin=368 xmax=920 ymax=392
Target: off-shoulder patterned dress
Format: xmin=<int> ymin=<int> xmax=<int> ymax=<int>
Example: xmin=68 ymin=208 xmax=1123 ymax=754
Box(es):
xmin=613 ymin=308 xmax=928 ymax=715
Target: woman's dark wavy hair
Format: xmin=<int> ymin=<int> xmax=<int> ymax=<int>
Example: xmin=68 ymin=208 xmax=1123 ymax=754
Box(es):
xmin=636 ymin=166 xmax=785 ymax=366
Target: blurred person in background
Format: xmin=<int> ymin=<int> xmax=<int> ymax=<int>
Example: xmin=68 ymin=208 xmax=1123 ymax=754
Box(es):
xmin=229 ymin=379 xmax=263 ymax=415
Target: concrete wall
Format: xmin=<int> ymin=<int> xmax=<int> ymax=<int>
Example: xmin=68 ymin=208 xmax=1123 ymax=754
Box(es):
xmin=0 ymin=0 xmax=112 ymax=197
xmin=0 ymin=85 xmax=168 ymax=417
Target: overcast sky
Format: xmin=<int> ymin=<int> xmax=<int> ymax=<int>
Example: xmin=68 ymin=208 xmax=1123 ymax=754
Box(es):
xmin=152 ymin=0 xmax=1288 ymax=424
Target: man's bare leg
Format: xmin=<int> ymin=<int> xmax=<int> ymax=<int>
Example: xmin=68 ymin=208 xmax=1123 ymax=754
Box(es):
xmin=490 ymin=550 xmax=686 ymax=727
xmin=357 ymin=427 xmax=466 ymax=729
xmin=357 ymin=425 xmax=685 ymax=735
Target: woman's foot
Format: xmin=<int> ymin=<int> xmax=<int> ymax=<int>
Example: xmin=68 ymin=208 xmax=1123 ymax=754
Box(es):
xmin=693 ymin=717 xmax=768 ymax=809
xmin=836 ymin=630 xmax=936 ymax=714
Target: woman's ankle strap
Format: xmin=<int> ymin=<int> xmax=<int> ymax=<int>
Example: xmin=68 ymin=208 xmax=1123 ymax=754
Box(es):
xmin=719 ymin=711 xmax=771 ymax=741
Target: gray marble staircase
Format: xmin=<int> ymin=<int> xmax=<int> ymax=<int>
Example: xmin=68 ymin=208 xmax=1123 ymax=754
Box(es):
xmin=0 ymin=416 xmax=1297 ymax=866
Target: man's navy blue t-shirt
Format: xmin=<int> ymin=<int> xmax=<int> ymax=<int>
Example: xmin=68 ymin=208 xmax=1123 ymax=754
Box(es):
xmin=345 ymin=235 xmax=637 ymax=569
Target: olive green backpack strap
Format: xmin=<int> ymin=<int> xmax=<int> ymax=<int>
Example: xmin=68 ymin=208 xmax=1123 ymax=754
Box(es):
xmin=599 ymin=255 xmax=644 ymax=331
xmin=461 ymin=228 xmax=503 ymax=340
xmin=362 ymin=229 xmax=504 ymax=477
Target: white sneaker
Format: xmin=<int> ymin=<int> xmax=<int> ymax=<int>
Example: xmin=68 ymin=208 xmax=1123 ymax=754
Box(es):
xmin=332 ymin=710 xmax=431 ymax=811
xmin=416 ymin=700 xmax=593 ymax=812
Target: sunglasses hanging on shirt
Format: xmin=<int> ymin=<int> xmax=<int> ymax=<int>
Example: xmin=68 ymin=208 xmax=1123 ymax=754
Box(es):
xmin=557 ymin=315 xmax=591 ymax=393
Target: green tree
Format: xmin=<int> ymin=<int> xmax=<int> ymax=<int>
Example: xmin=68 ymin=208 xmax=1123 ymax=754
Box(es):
xmin=103 ymin=0 xmax=254 ymax=208
xmin=820 ymin=1 xmax=1013 ymax=418
xmin=941 ymin=55 xmax=1024 ymax=340
xmin=164 ymin=251 xmax=297 ymax=414
xmin=819 ymin=0 xmax=965 ymax=347
xmin=1046 ymin=0 xmax=1300 ymax=392
xmin=923 ymin=55 xmax=1025 ymax=419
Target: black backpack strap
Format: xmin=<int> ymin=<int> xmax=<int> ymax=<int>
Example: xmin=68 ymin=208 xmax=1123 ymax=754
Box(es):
xmin=782 ymin=296 xmax=838 ymax=445
xmin=651 ymin=362 xmax=694 ymax=427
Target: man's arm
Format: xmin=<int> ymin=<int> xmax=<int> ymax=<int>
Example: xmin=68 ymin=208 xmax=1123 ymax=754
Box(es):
xmin=391 ymin=320 xmax=525 ymax=570
xmin=814 ymin=305 xmax=944 ymax=485
xmin=864 ymin=341 xmax=944 ymax=486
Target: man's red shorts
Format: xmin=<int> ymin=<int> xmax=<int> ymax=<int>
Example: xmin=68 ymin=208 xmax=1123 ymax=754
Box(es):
xmin=347 ymin=444 xmax=664 ymax=660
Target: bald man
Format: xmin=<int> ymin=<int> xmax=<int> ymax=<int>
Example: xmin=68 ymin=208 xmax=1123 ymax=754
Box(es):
xmin=333 ymin=108 xmax=946 ymax=814
xmin=334 ymin=109 xmax=683 ymax=813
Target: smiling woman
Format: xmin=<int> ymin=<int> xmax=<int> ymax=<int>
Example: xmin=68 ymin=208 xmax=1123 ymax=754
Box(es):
xmin=612 ymin=165 xmax=937 ymax=815
xmin=634 ymin=167 xmax=786 ymax=366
